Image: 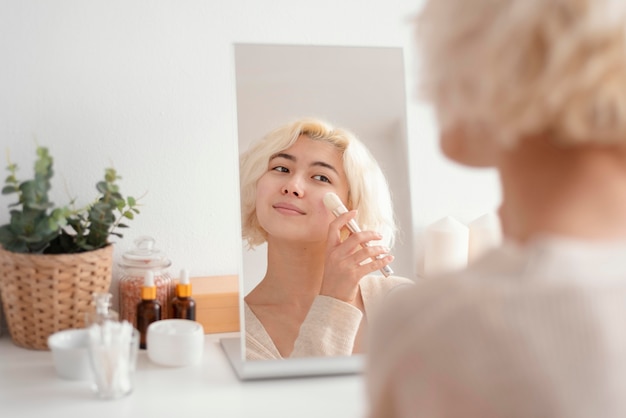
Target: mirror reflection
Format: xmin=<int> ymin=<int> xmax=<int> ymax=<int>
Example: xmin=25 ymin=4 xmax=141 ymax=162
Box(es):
xmin=234 ymin=44 xmax=415 ymax=361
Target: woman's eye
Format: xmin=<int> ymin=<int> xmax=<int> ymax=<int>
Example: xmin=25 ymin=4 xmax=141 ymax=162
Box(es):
xmin=272 ymin=166 xmax=289 ymax=173
xmin=313 ymin=174 xmax=331 ymax=183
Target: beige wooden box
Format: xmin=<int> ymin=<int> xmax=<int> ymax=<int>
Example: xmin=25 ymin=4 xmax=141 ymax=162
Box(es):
xmin=188 ymin=275 xmax=239 ymax=334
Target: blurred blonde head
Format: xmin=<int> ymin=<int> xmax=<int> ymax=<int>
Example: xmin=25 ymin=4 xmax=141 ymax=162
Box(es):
xmin=240 ymin=118 xmax=396 ymax=249
xmin=417 ymin=0 xmax=626 ymax=148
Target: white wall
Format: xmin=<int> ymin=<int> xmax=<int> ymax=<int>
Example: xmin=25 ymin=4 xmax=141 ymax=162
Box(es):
xmin=0 ymin=0 xmax=501 ymax=305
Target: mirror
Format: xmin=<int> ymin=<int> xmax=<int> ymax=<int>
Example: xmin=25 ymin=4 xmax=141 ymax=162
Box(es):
xmin=222 ymin=43 xmax=413 ymax=380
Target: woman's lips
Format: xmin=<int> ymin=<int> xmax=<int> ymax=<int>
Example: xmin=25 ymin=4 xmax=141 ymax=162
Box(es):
xmin=273 ymin=202 xmax=305 ymax=215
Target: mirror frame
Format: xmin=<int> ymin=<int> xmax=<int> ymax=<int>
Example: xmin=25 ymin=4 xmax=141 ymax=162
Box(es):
xmin=222 ymin=43 xmax=413 ymax=380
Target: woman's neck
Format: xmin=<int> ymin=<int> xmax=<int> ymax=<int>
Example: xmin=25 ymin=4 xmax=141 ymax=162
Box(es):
xmin=247 ymin=239 xmax=327 ymax=307
xmin=497 ymin=136 xmax=626 ymax=244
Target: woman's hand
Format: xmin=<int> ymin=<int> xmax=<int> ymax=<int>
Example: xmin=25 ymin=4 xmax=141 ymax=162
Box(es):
xmin=319 ymin=210 xmax=394 ymax=303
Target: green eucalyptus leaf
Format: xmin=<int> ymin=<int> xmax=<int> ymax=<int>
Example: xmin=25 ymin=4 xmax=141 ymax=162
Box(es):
xmin=104 ymin=168 xmax=118 ymax=183
xmin=110 ymin=191 xmax=123 ymax=200
xmin=28 ymin=202 xmax=53 ymax=211
xmin=36 ymin=147 xmax=48 ymax=158
xmin=2 ymin=185 xmax=17 ymax=194
xmin=96 ymin=181 xmax=108 ymax=194
xmin=0 ymin=224 xmax=16 ymax=243
xmin=5 ymin=240 xmax=29 ymax=253
xmin=90 ymin=202 xmax=108 ymax=214
xmin=19 ymin=180 xmax=36 ymax=200
xmin=34 ymin=218 xmax=56 ymax=236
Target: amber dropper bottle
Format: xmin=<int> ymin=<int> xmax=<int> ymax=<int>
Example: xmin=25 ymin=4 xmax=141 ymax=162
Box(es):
xmin=171 ymin=268 xmax=196 ymax=320
xmin=136 ymin=270 xmax=161 ymax=349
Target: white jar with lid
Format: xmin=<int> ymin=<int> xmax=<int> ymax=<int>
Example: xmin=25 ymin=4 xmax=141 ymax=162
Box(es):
xmin=118 ymin=236 xmax=175 ymax=328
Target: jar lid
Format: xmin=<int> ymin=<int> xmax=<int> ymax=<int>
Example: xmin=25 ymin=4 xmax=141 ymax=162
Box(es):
xmin=119 ymin=236 xmax=172 ymax=269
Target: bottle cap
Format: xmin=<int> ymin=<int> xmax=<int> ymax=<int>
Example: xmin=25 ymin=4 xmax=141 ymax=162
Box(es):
xmin=141 ymin=270 xmax=157 ymax=300
xmin=176 ymin=268 xmax=192 ymax=298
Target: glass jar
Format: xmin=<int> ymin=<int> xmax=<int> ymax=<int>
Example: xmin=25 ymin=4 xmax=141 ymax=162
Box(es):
xmin=118 ymin=236 xmax=175 ymax=328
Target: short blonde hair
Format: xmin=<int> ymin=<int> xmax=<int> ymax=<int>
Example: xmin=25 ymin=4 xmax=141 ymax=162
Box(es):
xmin=417 ymin=0 xmax=626 ymax=147
xmin=240 ymin=118 xmax=396 ymax=249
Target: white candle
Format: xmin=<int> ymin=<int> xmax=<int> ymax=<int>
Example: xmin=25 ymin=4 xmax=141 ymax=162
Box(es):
xmin=468 ymin=213 xmax=502 ymax=264
xmin=423 ymin=216 xmax=469 ymax=279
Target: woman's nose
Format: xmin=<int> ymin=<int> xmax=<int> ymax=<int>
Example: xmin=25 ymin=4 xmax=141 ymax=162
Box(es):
xmin=282 ymin=178 xmax=303 ymax=197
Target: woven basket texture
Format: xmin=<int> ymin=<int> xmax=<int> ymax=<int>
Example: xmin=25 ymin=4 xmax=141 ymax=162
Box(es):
xmin=0 ymin=244 xmax=113 ymax=350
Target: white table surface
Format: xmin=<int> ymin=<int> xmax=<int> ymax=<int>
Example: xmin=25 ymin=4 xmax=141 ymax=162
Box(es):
xmin=0 ymin=332 xmax=366 ymax=418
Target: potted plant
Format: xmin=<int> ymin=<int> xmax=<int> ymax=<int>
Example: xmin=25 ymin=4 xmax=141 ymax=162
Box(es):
xmin=0 ymin=146 xmax=141 ymax=350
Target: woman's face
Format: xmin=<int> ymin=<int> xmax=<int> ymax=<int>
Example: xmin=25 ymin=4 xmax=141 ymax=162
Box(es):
xmin=255 ymin=134 xmax=350 ymax=245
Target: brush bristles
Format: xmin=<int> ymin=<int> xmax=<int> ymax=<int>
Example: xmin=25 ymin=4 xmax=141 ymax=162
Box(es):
xmin=323 ymin=192 xmax=344 ymax=212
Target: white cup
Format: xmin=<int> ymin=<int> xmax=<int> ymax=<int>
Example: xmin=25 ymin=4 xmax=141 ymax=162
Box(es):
xmin=48 ymin=328 xmax=92 ymax=380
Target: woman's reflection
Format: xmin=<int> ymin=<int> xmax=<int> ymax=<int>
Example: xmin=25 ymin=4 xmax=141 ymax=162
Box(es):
xmin=240 ymin=118 xmax=413 ymax=360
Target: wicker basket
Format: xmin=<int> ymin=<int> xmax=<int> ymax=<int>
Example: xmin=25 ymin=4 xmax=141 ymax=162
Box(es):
xmin=0 ymin=244 xmax=113 ymax=350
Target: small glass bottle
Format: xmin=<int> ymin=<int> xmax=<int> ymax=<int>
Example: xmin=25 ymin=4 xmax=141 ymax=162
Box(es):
xmin=171 ymin=269 xmax=196 ymax=320
xmin=118 ymin=236 xmax=174 ymax=329
xmin=85 ymin=292 xmax=119 ymax=327
xmin=136 ymin=270 xmax=161 ymax=350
